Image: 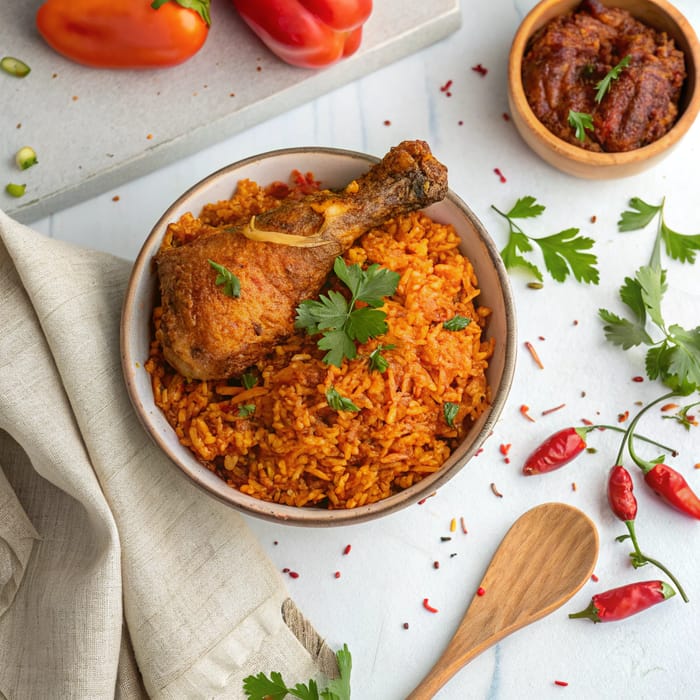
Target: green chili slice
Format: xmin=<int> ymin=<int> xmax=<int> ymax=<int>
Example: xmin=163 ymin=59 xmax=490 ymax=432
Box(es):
xmin=1 ymin=56 xmax=31 ymax=77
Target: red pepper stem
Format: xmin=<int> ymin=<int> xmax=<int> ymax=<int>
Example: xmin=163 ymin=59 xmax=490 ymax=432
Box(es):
xmin=624 ymin=520 xmax=689 ymax=603
xmin=615 ymin=391 xmax=679 ymax=468
xmin=583 ymin=424 xmax=677 ymax=455
xmin=568 ymin=601 xmax=600 ymax=622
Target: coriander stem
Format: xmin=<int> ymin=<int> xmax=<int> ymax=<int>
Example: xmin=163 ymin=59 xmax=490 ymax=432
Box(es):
xmin=649 ymin=196 xmax=666 ymax=271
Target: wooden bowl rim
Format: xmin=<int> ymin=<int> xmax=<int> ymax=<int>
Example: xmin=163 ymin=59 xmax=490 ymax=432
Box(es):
xmin=508 ymin=0 xmax=700 ymax=166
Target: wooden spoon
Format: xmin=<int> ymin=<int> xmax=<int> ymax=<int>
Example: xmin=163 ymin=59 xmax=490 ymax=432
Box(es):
xmin=407 ymin=502 xmax=599 ymax=699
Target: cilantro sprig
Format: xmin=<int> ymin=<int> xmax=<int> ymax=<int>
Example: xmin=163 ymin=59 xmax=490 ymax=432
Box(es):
xmin=594 ymin=55 xmax=631 ymax=103
xmin=243 ymin=644 xmax=352 ymax=700
xmin=295 ymin=257 xmax=400 ymax=367
xmin=492 ymin=196 xmax=599 ymax=284
xmin=599 ymin=197 xmax=700 ymax=395
xmin=568 ymin=110 xmax=594 ymax=141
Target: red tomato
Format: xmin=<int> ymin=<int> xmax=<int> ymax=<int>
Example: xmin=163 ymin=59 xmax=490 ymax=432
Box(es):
xmin=36 ymin=0 xmax=211 ymax=69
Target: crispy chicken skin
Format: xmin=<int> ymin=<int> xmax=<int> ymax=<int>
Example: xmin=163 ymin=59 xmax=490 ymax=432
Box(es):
xmin=155 ymin=140 xmax=449 ymax=380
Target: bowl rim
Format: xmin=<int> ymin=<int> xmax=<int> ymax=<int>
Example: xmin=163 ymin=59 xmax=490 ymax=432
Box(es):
xmin=508 ymin=0 xmax=700 ymax=166
xmin=120 ymin=145 xmax=518 ymax=526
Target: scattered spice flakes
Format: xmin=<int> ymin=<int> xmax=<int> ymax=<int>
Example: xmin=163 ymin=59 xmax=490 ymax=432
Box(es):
xmin=520 ymin=404 xmax=536 ymax=423
xmin=661 ymin=403 xmax=679 ymax=412
xmin=433 ymin=561 xmax=440 ymax=570
xmin=554 ymin=680 xmax=569 ymax=687
xmin=440 ymin=79 xmax=453 ymax=96
xmin=571 ymin=482 xmax=577 ymax=491
xmin=458 ymin=120 xmax=464 ymax=126
xmin=422 ymin=598 xmax=439 ymax=613
xmin=618 ymin=410 xmax=629 ymax=423
xmin=72 ymin=95 xmax=79 ymax=101
xmin=343 ymin=544 xmax=352 ymax=555
xmin=493 ymin=167 xmax=507 ymax=183
xmin=417 ymin=492 xmax=437 ymax=505
xmin=524 ymin=341 xmax=544 ymax=369
xmin=542 ymin=403 xmax=566 ymax=416
xmin=694 ymin=463 xmax=700 ymax=470
xmin=460 ymin=516 xmax=468 ymax=534
xmin=490 ymin=482 xmax=503 ymax=498
xmin=383 ymin=119 xmax=391 ymax=126
xmin=632 ymin=375 xmax=644 ymax=383
xmin=590 ymin=215 xmax=597 ymax=223
xmin=146 ymin=133 xmax=153 ymax=140
xmin=449 ymin=517 xmax=457 ymax=533
xmin=402 ymin=622 xmax=410 ymax=629
xmin=477 ymin=586 xmax=486 ymax=596
xmin=471 ymin=63 xmax=488 ymax=76
xmin=502 ymin=112 xmax=510 ymax=121
xmin=440 ymin=536 xmax=452 ymax=542
xmin=112 ymin=195 xmax=120 ymax=202
xmin=282 ymin=567 xmax=300 ymax=579
xmin=527 ymin=281 xmax=543 ymax=289
xmin=591 ymin=573 xmax=599 ymax=582
xmin=334 ymin=571 xmax=341 ymax=579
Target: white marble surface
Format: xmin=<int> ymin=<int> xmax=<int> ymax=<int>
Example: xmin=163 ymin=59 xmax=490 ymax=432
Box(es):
xmin=24 ymin=1 xmax=700 ymax=698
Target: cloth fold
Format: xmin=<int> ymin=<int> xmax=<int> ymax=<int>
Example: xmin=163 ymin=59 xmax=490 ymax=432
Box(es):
xmin=0 ymin=210 xmax=327 ymax=699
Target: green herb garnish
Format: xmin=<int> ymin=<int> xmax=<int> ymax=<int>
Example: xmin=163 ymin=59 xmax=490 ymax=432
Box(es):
xmin=208 ymin=259 xmax=241 ymax=298
xmin=243 ymin=644 xmax=352 ymax=700
xmin=295 ymin=256 xmax=400 ymax=367
xmin=567 ymin=110 xmax=595 ymax=142
xmin=492 ymin=196 xmax=599 ymax=284
xmin=368 ymin=343 xmax=395 ymax=373
xmin=443 ymin=315 xmax=471 ymax=331
xmin=618 ymin=197 xmax=700 ymax=265
xmin=443 ymin=402 xmax=460 ymax=428
xmin=237 ymin=404 xmax=256 ymax=418
xmin=595 ymin=55 xmax=631 ymax=103
xmin=326 ymin=386 xmax=360 ymax=413
xmin=241 ymin=372 xmax=258 ymax=390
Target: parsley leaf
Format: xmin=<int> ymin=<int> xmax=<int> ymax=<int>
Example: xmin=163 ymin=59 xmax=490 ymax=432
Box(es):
xmin=443 ymin=315 xmax=471 ymax=331
xmin=492 ymin=198 xmax=599 ymax=284
xmin=595 ymin=55 xmax=631 ymax=103
xmin=296 ymin=257 xmax=400 ymax=366
xmin=600 ymin=265 xmax=699 ymax=393
xmin=618 ymin=197 xmax=700 ymax=265
xmin=238 ymin=404 xmax=256 ymax=418
xmin=443 ymin=402 xmax=460 ymax=427
xmin=326 ymin=386 xmax=360 ymax=412
xmin=208 ymin=259 xmax=241 ymax=298
xmin=243 ymin=645 xmax=352 ymax=700
xmin=568 ymin=110 xmax=594 ymax=141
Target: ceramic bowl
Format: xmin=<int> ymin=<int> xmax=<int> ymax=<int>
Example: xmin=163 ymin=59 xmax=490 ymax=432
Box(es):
xmin=508 ymin=0 xmax=700 ymax=178
xmin=120 ymin=147 xmax=517 ymax=526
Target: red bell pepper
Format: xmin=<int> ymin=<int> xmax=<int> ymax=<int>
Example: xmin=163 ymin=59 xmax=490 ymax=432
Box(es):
xmin=232 ymin=0 xmax=373 ymax=68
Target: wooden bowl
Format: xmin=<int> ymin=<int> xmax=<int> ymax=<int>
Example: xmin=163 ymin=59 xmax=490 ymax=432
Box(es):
xmin=508 ymin=0 xmax=700 ymax=178
xmin=120 ymin=147 xmax=517 ymax=526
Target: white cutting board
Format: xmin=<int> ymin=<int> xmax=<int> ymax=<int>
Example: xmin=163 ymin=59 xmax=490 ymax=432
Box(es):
xmin=0 ymin=0 xmax=460 ymax=223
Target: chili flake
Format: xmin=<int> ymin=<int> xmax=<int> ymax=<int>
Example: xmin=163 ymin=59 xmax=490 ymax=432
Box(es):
xmin=460 ymin=517 xmax=468 ymax=534
xmin=502 ymin=112 xmax=510 ymax=121
xmin=490 ymin=482 xmax=503 ymax=498
xmin=525 ymin=341 xmax=544 ymax=369
xmin=423 ymin=598 xmax=439 ymax=613
xmin=471 ymin=63 xmax=488 ymax=76
xmin=554 ymin=680 xmax=569 ymax=687
xmin=661 ymin=403 xmax=679 ymax=412
xmin=542 ymin=403 xmax=566 ymax=416
xmin=343 ymin=544 xmax=352 ymax=555
xmin=440 ymin=79 xmax=453 ymax=96
xmin=334 ymin=571 xmax=341 ymax=579
xmin=403 ymin=622 xmax=410 ymax=629
xmin=618 ymin=410 xmax=629 ymax=423
xmin=520 ymin=404 xmax=536 ymax=423
xmin=477 ymin=586 xmax=486 ymax=596
xmin=499 ymin=443 xmax=512 ymax=456
xmin=433 ymin=561 xmax=440 ymax=570
xmin=632 ymin=376 xmax=644 ymax=382
xmin=493 ymin=167 xmax=507 ymax=183
xmin=418 ymin=492 xmax=437 ymax=505
xmin=591 ymin=573 xmax=599 ymax=582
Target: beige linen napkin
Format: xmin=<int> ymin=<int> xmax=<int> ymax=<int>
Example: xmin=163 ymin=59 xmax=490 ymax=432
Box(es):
xmin=0 ymin=210 xmax=334 ymax=699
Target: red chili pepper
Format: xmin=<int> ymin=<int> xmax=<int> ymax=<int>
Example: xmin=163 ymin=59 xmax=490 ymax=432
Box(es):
xmin=522 ymin=427 xmax=588 ymax=475
xmin=569 ymin=580 xmax=675 ymax=623
xmin=232 ymin=0 xmax=372 ymax=68
xmin=643 ymin=463 xmax=700 ymax=520
xmin=607 ymin=465 xmax=637 ymax=522
xmin=36 ymin=0 xmax=210 ymax=69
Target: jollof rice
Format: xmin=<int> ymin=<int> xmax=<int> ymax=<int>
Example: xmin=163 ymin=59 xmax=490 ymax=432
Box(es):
xmin=146 ymin=172 xmax=494 ymax=509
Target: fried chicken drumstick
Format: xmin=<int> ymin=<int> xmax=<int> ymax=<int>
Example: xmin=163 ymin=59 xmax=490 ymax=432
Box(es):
xmin=155 ymin=140 xmax=448 ymax=380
